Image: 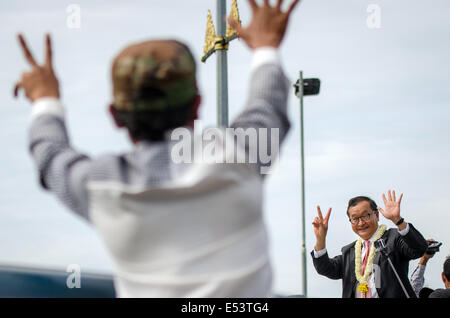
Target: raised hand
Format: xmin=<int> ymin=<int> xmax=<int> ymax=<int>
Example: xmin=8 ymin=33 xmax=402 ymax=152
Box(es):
xmin=14 ymin=34 xmax=60 ymax=102
xmin=228 ymin=0 xmax=301 ymax=49
xmin=312 ymin=205 xmax=331 ymax=250
xmin=377 ymin=189 xmax=403 ymax=224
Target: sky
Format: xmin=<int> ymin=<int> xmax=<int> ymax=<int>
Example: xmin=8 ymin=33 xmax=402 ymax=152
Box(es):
xmin=0 ymin=0 xmax=449 ymax=297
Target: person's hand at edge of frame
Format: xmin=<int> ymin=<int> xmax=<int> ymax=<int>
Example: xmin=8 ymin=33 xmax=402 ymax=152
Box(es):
xmin=419 ymin=239 xmax=436 ymax=265
xmin=14 ymin=33 xmax=60 ymax=102
xmin=228 ymin=0 xmax=301 ymax=50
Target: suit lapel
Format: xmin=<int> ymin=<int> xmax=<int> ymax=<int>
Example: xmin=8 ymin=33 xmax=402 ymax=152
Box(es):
xmin=373 ymin=247 xmax=382 ymax=265
xmin=349 ymin=244 xmax=357 ymax=293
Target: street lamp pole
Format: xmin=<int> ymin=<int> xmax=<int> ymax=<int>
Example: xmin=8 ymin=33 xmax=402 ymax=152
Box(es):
xmin=294 ymin=72 xmax=321 ymax=298
xmin=298 ymin=71 xmax=307 ymax=298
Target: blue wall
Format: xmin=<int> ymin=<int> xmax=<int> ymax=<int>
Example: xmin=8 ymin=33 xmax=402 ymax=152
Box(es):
xmin=0 ymin=265 xmax=115 ymax=298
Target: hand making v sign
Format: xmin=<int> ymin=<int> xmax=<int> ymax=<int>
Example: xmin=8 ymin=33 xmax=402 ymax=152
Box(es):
xmin=14 ymin=34 xmax=60 ymax=102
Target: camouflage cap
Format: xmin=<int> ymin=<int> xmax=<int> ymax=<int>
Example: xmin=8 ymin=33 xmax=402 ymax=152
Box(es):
xmin=112 ymin=40 xmax=197 ymax=111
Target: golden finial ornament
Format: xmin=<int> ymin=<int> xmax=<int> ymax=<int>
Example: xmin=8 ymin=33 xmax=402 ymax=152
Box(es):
xmin=226 ymin=0 xmax=241 ymax=38
xmin=203 ymin=10 xmax=216 ymax=57
xmin=201 ymin=0 xmax=241 ymax=63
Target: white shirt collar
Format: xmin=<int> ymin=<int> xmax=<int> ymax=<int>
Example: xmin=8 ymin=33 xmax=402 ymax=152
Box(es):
xmin=134 ymin=126 xmax=194 ymax=150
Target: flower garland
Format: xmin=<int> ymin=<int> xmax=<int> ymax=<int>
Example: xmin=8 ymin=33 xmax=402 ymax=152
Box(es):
xmin=354 ymin=224 xmax=387 ymax=297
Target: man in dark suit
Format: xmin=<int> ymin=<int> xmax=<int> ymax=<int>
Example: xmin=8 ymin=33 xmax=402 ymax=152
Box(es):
xmin=311 ymin=190 xmax=427 ymax=298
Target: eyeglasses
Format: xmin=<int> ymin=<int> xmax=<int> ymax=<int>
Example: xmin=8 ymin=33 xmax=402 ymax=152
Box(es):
xmin=349 ymin=211 xmax=377 ymax=225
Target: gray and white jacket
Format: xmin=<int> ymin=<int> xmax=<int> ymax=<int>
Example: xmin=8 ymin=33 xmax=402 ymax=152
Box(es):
xmin=28 ymin=47 xmax=291 ymax=297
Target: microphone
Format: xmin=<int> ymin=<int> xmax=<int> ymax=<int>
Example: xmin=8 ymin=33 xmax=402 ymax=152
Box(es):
xmin=374 ymin=238 xmax=411 ymax=298
xmin=374 ymin=238 xmax=386 ymax=253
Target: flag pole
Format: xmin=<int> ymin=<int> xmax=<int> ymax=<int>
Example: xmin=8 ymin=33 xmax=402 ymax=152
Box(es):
xmin=202 ymin=0 xmax=241 ymax=127
xmin=216 ymin=0 xmax=228 ymax=127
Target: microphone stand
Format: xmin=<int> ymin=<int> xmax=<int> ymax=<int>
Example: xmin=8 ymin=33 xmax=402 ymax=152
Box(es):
xmin=374 ymin=239 xmax=411 ymax=298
